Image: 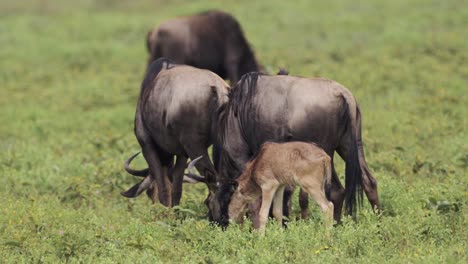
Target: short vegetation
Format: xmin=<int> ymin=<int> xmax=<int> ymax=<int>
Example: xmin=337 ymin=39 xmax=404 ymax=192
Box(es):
xmin=0 ymin=0 xmax=466 ymax=263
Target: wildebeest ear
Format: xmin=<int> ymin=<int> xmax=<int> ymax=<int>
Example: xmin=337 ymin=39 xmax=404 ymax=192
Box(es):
xmin=121 ymin=176 xmax=152 ymax=198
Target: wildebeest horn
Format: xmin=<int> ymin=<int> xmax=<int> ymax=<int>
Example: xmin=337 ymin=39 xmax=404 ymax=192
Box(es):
xmin=124 ymin=152 xmax=149 ymax=177
xmin=120 ymin=176 xmax=152 ymax=198
xmin=184 ymin=156 xmax=206 ymax=183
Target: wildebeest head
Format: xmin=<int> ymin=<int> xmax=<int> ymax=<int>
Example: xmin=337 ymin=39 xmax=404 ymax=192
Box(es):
xmin=182 ymin=156 xmax=226 ymax=223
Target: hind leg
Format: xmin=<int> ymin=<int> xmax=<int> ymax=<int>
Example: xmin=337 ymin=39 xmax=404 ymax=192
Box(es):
xmin=135 ymin=116 xmax=172 ymax=206
xmin=281 ymin=186 xmax=293 ymax=226
xmin=299 ymin=188 xmax=309 ymax=219
xmin=303 ymin=184 xmax=334 ymax=229
xmin=140 ymin=144 xmax=172 ymax=206
xmin=272 ymin=186 xmax=285 ymax=225
xmin=171 ymin=155 xmax=188 ymax=206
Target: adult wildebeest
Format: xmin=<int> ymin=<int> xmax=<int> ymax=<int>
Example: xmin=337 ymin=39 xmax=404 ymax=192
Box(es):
xmin=146 ymin=10 xmax=261 ymax=84
xmin=228 ymin=142 xmax=334 ymax=233
xmin=121 ymin=58 xmax=229 ymax=209
xmin=203 ymin=72 xmax=380 ymax=227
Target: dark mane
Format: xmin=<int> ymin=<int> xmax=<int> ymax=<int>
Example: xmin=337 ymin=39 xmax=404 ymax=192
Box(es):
xmin=215 ymin=72 xmax=271 ymax=185
xmin=217 ymin=72 xmax=263 ymax=145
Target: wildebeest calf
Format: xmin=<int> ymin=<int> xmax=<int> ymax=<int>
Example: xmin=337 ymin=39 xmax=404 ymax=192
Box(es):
xmin=228 ymin=142 xmax=334 ymax=233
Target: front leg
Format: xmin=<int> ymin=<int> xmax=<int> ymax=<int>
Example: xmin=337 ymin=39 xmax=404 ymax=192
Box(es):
xmin=258 ymin=184 xmax=278 ymax=234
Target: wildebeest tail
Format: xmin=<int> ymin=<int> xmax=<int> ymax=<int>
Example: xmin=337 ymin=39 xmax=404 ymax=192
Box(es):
xmin=140 ymin=58 xmax=172 ymax=105
xmin=341 ymin=95 xmax=364 ymax=217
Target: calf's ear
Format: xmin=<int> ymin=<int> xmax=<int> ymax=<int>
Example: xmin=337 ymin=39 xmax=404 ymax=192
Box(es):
xmin=121 ymin=176 xmax=152 ymax=198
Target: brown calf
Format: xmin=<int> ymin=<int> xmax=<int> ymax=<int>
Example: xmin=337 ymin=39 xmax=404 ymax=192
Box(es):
xmin=228 ymin=142 xmax=334 ymax=233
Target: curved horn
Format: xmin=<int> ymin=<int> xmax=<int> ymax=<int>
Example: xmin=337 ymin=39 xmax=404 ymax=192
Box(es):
xmin=184 ymin=156 xmax=207 ymax=183
xmin=124 ymin=152 xmax=149 ymax=177
xmin=121 ymin=176 xmax=152 ymax=198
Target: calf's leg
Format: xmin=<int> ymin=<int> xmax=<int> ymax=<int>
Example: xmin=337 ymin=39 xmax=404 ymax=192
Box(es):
xmin=258 ymin=184 xmax=278 ymax=234
xmin=272 ymin=186 xmax=285 ymax=225
xmin=304 ymin=185 xmax=334 ymax=229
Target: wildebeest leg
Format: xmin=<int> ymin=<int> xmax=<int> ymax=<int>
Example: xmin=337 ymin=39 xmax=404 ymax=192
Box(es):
xmin=171 ymin=155 xmax=188 ymax=206
xmin=281 ymin=186 xmax=293 ymax=226
xmin=258 ymin=184 xmax=278 ymax=234
xmin=329 ymin=158 xmax=345 ymax=223
xmin=272 ymin=186 xmax=285 ymax=225
xmin=299 ymin=188 xmax=309 ymax=219
xmin=141 ymin=144 xmax=172 ymax=207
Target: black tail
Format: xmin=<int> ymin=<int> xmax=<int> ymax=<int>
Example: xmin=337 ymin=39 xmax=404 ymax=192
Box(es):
xmin=341 ymin=96 xmax=364 ymax=217
xmin=139 ymin=58 xmax=172 ymax=105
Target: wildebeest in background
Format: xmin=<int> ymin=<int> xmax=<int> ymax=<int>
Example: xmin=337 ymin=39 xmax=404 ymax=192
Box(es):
xmin=209 ymin=72 xmax=380 ymax=227
xmin=121 ymin=58 xmax=229 ymax=210
xmin=146 ymin=10 xmax=261 ymax=84
xmin=228 ymin=142 xmax=334 ymax=233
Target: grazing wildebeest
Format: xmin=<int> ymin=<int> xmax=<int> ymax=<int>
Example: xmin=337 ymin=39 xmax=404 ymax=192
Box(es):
xmin=228 ymin=142 xmax=334 ymax=233
xmin=209 ymin=72 xmax=380 ymax=227
xmin=146 ymin=10 xmax=261 ymax=84
xmin=121 ymin=58 xmax=229 ymax=209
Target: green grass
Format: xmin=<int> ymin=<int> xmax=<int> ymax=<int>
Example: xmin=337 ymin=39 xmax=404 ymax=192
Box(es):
xmin=0 ymin=0 xmax=466 ymax=262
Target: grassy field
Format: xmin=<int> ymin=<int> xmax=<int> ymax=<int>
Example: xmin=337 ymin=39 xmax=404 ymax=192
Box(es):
xmin=0 ymin=0 xmax=466 ymax=262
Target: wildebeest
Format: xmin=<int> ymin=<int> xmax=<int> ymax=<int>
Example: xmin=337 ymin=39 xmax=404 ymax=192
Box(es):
xmin=121 ymin=58 xmax=229 ymax=209
xmin=208 ymin=72 xmax=380 ymax=227
xmin=146 ymin=10 xmax=261 ymax=84
xmin=228 ymin=142 xmax=334 ymax=233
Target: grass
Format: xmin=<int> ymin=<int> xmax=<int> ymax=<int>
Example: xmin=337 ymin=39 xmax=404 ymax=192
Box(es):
xmin=0 ymin=0 xmax=466 ymax=263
